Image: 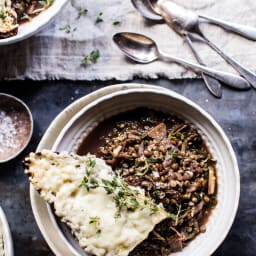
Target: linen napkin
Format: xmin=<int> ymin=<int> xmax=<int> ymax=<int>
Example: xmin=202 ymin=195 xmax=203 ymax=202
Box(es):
xmin=0 ymin=0 xmax=256 ymax=80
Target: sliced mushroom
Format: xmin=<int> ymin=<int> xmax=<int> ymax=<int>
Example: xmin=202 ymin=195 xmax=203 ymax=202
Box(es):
xmin=147 ymin=123 xmax=167 ymax=141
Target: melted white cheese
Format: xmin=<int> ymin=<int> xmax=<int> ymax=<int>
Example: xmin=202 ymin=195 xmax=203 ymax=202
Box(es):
xmin=26 ymin=150 xmax=168 ymax=256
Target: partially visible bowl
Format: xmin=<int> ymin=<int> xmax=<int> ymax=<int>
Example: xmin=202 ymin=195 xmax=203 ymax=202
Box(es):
xmin=0 ymin=0 xmax=68 ymax=45
xmin=0 ymin=206 xmax=13 ymax=256
xmin=50 ymin=87 xmax=240 ymax=256
xmin=0 ymin=93 xmax=33 ymax=163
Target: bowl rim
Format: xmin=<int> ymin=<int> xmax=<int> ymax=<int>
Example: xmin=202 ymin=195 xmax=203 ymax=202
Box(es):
xmin=0 ymin=0 xmax=68 ymax=45
xmin=0 ymin=93 xmax=33 ymax=163
xmin=0 ymin=206 xmax=14 ymax=256
xmin=30 ymin=83 xmax=240 ymax=256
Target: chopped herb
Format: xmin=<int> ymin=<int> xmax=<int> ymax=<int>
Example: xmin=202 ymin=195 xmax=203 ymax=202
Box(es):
xmin=152 ymin=190 xmax=161 ymax=196
xmin=82 ymin=49 xmax=100 ymax=65
xmin=87 ymin=158 xmax=96 ymax=169
xmin=169 ymin=151 xmax=177 ymax=159
xmin=95 ymin=12 xmax=103 ymax=23
xmin=89 ymin=216 xmax=100 ymax=224
xmin=80 ymin=162 xmax=159 ymax=217
xmin=150 ymin=203 xmax=159 ymax=215
xmin=147 ymin=158 xmax=158 ymax=163
xmin=89 ymin=216 xmax=101 ymax=235
xmin=77 ymin=7 xmax=87 ymax=19
xmin=112 ymin=21 xmax=121 ymax=26
xmin=59 ymin=24 xmax=77 ymax=34
xmin=180 ymin=133 xmax=185 ymax=141
xmin=0 ymin=11 xmax=6 ymax=20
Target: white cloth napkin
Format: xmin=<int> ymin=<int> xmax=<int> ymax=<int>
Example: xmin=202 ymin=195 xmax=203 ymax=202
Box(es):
xmin=0 ymin=0 xmax=256 ymax=80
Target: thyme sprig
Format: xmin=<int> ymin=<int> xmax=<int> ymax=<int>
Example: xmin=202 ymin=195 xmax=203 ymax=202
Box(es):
xmin=79 ymin=159 xmax=159 ymax=217
xmin=79 ymin=159 xmax=98 ymax=191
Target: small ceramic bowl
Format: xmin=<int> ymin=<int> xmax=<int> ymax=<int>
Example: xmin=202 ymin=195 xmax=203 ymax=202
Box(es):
xmin=0 ymin=206 xmax=13 ymax=256
xmin=0 ymin=93 xmax=33 ymax=163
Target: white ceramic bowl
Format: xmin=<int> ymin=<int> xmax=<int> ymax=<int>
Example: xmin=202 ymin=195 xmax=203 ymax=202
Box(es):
xmin=0 ymin=206 xmax=13 ymax=256
xmin=31 ymin=84 xmax=240 ymax=256
xmin=0 ymin=0 xmax=68 ymax=45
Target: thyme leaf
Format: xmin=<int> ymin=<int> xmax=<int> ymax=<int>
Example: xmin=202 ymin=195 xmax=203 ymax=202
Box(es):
xmin=82 ymin=49 xmax=100 ymax=65
xmin=89 ymin=216 xmax=100 ymax=224
xmin=77 ymin=7 xmax=88 ymax=19
xmin=169 ymin=151 xmax=177 ymax=159
xmin=95 ymin=12 xmax=103 ymax=23
xmin=0 ymin=11 xmax=6 ymax=20
xmin=59 ymin=24 xmax=77 ymax=34
xmin=112 ymin=21 xmax=121 ymax=26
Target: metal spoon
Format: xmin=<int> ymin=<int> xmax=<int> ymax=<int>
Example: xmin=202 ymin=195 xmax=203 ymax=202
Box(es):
xmin=131 ymin=0 xmax=222 ymax=98
xmin=148 ymin=0 xmax=256 ymax=88
xmin=131 ymin=0 xmax=162 ymax=21
xmin=113 ymin=32 xmax=250 ymax=90
xmin=133 ymin=0 xmax=256 ymax=41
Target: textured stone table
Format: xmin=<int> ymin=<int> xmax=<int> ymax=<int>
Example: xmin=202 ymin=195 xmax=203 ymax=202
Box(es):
xmin=0 ymin=79 xmax=255 ymax=255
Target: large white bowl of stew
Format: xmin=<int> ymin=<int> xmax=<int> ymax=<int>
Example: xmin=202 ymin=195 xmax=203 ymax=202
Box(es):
xmin=0 ymin=0 xmax=68 ymax=45
xmin=30 ymin=84 xmax=240 ymax=256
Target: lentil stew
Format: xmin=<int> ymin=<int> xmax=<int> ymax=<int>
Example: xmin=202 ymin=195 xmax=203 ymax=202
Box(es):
xmin=77 ymin=108 xmax=217 ymax=256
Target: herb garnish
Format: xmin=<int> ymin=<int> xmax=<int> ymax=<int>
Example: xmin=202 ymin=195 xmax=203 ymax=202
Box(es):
xmin=82 ymin=49 xmax=100 ymax=65
xmin=77 ymin=7 xmax=88 ymax=19
xmin=169 ymin=151 xmax=177 ymax=159
xmin=79 ymin=159 xmax=98 ymax=191
xmin=0 ymin=11 xmax=6 ymax=20
xmin=95 ymin=12 xmax=103 ymax=23
xmin=112 ymin=21 xmax=121 ymax=26
xmin=89 ymin=216 xmax=101 ymax=234
xmin=79 ymin=162 xmax=159 ymax=217
xmin=152 ymin=189 xmax=161 ymax=196
xmin=59 ymin=24 xmax=77 ymax=34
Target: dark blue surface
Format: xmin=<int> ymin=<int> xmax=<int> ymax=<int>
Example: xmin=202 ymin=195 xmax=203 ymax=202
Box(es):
xmin=0 ymin=79 xmax=255 ymax=255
